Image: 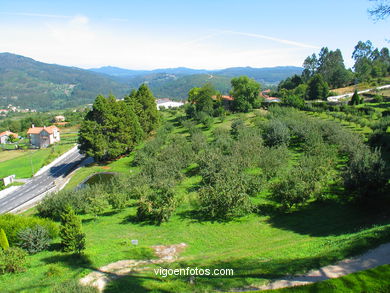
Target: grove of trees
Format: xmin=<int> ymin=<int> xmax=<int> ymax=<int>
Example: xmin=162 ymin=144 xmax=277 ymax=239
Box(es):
xmin=78 ymin=84 xmax=159 ymax=161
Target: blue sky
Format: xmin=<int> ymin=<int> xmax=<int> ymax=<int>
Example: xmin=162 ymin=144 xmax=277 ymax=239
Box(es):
xmin=0 ymin=0 xmax=388 ymax=69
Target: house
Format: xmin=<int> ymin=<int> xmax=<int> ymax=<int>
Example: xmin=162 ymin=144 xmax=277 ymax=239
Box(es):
xmin=0 ymin=131 xmax=18 ymax=144
xmin=211 ymin=95 xmax=235 ymax=109
xmin=156 ymin=99 xmax=184 ymax=110
xmin=54 ymin=115 xmax=66 ymax=122
xmin=27 ymin=125 xmax=60 ymax=148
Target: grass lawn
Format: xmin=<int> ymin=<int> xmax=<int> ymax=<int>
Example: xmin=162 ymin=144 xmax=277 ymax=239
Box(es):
xmin=0 ymin=131 xmax=78 ymax=179
xmin=2 ymin=109 xmax=390 ymax=292
xmin=270 ymin=264 xmax=390 ymax=292
xmin=1 ymin=199 xmax=389 ymax=292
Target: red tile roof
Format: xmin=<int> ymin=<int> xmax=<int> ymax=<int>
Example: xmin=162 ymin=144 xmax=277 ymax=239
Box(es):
xmin=27 ymin=125 xmax=59 ymax=135
xmin=0 ymin=130 xmax=18 ymax=138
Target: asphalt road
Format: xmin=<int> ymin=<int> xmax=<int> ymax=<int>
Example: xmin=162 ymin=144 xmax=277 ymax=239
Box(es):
xmin=0 ymin=147 xmax=85 ymax=214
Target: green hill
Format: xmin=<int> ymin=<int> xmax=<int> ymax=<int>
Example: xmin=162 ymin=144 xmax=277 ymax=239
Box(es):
xmin=0 ymin=53 xmax=130 ymax=111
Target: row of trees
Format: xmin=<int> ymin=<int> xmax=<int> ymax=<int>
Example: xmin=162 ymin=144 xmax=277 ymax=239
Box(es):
xmin=278 ymin=41 xmax=389 ymax=102
xmin=78 ymin=84 xmax=159 ymax=161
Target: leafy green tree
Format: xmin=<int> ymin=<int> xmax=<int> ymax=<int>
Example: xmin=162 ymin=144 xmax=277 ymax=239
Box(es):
xmin=187 ymin=83 xmax=216 ymax=116
xmin=302 ymin=53 xmax=318 ymax=81
xmin=59 ymin=207 xmax=86 ymax=254
xmin=0 ymin=229 xmax=9 ymax=250
xmin=263 ymin=119 xmax=290 ymax=147
xmin=230 ymin=76 xmax=261 ymax=112
xmin=306 ymin=74 xmax=329 ymax=100
xmin=136 ymin=184 xmax=177 ymax=225
xmin=344 ymin=147 xmax=387 ymax=200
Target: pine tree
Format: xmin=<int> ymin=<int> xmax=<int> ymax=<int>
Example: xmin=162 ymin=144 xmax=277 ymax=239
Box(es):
xmin=126 ymin=84 xmax=159 ymax=134
xmin=59 ymin=206 xmax=86 ymax=254
xmin=79 ymin=94 xmax=144 ymax=161
xmin=0 ymin=228 xmax=9 ymax=250
xmin=349 ymin=89 xmax=361 ymax=105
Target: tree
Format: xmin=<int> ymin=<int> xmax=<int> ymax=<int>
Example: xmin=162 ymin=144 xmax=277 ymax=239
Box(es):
xmin=125 ymin=84 xmax=160 ymax=134
xmin=344 ymin=147 xmax=387 ymax=200
xmin=306 ymin=74 xmax=329 ymax=100
xmin=79 ymin=95 xmax=144 ymax=161
xmin=302 ymin=53 xmax=318 ymax=81
xmin=0 ymin=229 xmax=9 ymax=250
xmin=136 ymin=184 xmax=177 ymax=225
xmin=349 ymin=89 xmax=362 ymax=105
xmin=263 ymin=119 xmax=290 ymax=147
xmin=369 ymin=0 xmax=390 ymax=20
xmin=187 ymin=83 xmax=216 ymax=116
xmin=230 ymin=76 xmax=261 ymax=112
xmin=59 ymin=207 xmax=86 ymax=254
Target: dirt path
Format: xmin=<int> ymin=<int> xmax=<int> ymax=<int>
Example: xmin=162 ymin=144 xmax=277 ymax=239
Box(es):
xmin=251 ymin=242 xmax=390 ymax=291
xmin=79 ymin=243 xmax=187 ymax=292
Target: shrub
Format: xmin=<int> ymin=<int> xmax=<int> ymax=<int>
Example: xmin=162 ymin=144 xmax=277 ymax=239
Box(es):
xmin=263 ymin=119 xmax=290 ymax=147
xmin=37 ymin=189 xmax=88 ymax=220
xmin=51 ymin=279 xmax=98 ymax=293
xmin=0 ymin=214 xmax=58 ymax=246
xmin=108 ymin=192 xmax=128 ymax=210
xmin=60 ymin=207 xmax=86 ymax=254
xmin=136 ymin=185 xmax=177 ymax=225
xmin=199 ymin=173 xmax=253 ymax=219
xmin=230 ymin=119 xmax=245 ymax=138
xmin=17 ymin=225 xmax=51 ymax=254
xmin=0 ymin=229 xmax=9 ymax=250
xmin=0 ymin=247 xmax=27 ymax=274
xmin=84 ymin=187 xmax=110 ymax=218
xmin=344 ymin=147 xmax=387 ymax=200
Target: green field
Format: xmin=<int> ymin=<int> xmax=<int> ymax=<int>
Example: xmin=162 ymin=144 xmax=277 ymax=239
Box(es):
xmin=1 ymin=109 xmax=389 ymax=292
xmin=0 ymin=131 xmax=77 ymax=179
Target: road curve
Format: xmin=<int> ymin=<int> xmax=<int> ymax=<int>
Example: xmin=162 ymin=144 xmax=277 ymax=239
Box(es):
xmin=0 ymin=147 xmax=85 ymax=214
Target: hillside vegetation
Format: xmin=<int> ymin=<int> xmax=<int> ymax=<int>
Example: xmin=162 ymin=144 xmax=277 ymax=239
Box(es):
xmin=0 ymin=53 xmax=129 ymax=111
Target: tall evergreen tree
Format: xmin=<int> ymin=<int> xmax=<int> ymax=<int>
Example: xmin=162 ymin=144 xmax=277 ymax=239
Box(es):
xmin=79 ymin=94 xmax=144 ymax=161
xmin=125 ymin=84 xmax=159 ymax=134
xmin=59 ymin=206 xmax=86 ymax=254
xmin=306 ymin=74 xmax=329 ymax=100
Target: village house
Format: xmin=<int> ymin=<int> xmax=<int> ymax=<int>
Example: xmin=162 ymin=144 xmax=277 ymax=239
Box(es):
xmin=53 ymin=115 xmax=66 ymax=122
xmin=156 ymin=98 xmax=184 ymax=110
xmin=0 ymin=131 xmax=18 ymax=144
xmin=27 ymin=125 xmax=60 ymax=148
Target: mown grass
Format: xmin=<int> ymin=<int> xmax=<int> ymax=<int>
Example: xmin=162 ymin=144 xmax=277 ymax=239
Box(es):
xmin=269 ymin=264 xmax=390 ymax=293
xmin=2 ymin=109 xmax=389 ymax=292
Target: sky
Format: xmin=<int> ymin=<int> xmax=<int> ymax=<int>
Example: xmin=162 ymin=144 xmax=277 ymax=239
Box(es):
xmin=0 ymin=0 xmax=389 ymax=70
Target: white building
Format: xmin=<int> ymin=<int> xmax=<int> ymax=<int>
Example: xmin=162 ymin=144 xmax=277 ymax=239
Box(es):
xmin=156 ymin=98 xmax=184 ymax=110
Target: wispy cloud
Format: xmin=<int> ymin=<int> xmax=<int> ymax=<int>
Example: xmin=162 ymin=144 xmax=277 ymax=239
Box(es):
xmin=0 ymin=12 xmax=71 ymax=19
xmin=220 ymin=30 xmax=320 ymax=49
xmin=183 ymin=30 xmax=320 ymax=49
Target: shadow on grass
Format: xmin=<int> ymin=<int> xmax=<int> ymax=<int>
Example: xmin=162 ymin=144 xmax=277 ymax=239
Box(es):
xmin=104 ymin=275 xmax=171 ymax=293
xmin=42 ymin=253 xmax=94 ymax=271
xmin=265 ymin=201 xmax=390 ymax=237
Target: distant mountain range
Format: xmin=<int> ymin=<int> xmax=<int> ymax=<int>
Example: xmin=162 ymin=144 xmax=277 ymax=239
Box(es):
xmin=90 ymin=65 xmax=302 ymax=101
xmin=0 ymin=53 xmax=302 ymax=111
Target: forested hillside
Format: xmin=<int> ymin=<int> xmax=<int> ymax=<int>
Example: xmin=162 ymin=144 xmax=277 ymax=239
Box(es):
xmin=0 ymin=53 xmax=129 ymax=111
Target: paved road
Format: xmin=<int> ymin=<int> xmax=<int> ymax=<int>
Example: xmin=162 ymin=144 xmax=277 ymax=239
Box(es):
xmin=327 ymin=84 xmax=390 ymax=102
xmin=0 ymin=147 xmax=85 ymax=214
